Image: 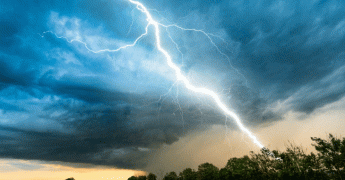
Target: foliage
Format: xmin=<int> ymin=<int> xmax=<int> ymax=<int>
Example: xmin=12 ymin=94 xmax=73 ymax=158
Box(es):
xmin=311 ymin=134 xmax=345 ymax=180
xmin=128 ymin=133 xmax=344 ymax=180
xmin=138 ymin=176 xmax=147 ymax=180
xmin=147 ymin=173 xmax=157 ymax=180
xmin=179 ymin=168 xmax=197 ymax=180
xmin=128 ymin=176 xmax=138 ymax=180
xmin=197 ymin=163 xmax=219 ymax=180
xmin=163 ymin=171 xmax=178 ymax=180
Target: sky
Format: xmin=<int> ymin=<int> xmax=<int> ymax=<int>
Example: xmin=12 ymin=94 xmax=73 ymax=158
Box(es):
xmin=1 ymin=0 xmax=345 ymax=179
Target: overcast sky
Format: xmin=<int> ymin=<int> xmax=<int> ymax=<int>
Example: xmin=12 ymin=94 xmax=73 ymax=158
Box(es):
xmin=1 ymin=0 xmax=345 ymax=178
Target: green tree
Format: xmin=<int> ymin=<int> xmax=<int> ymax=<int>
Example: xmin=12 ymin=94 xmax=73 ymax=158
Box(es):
xmin=147 ymin=173 xmax=157 ymax=180
xmin=139 ymin=133 xmax=343 ymax=180
xmin=163 ymin=171 xmax=178 ymax=180
xmin=138 ymin=175 xmax=146 ymax=180
xmin=128 ymin=176 xmax=138 ymax=180
xmin=197 ymin=162 xmax=219 ymax=180
xmin=179 ymin=168 xmax=197 ymax=180
xmin=252 ymin=155 xmax=271 ymax=179
xmin=312 ymin=134 xmax=345 ymax=180
xmin=226 ymin=155 xmax=263 ymax=180
xmin=275 ymin=151 xmax=302 ymax=179
xmin=249 ymin=149 xmax=278 ymax=179
xmin=218 ymin=167 xmax=234 ymax=180
xmin=302 ymin=152 xmax=328 ymax=180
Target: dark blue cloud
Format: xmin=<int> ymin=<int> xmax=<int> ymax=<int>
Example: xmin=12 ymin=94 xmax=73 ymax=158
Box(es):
xmin=0 ymin=102 xmax=25 ymax=112
xmin=216 ymin=0 xmax=345 ymax=108
xmin=1 ymin=0 xmax=345 ymax=169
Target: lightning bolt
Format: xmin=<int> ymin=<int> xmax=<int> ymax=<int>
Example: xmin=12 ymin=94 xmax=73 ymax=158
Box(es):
xmin=41 ymin=0 xmax=281 ymax=160
xmin=128 ymin=0 xmax=264 ymax=145
xmin=128 ymin=0 xmax=282 ymax=160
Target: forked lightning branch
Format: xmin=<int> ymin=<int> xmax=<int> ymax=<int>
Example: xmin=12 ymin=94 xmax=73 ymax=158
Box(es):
xmin=42 ymin=0 xmax=281 ymax=161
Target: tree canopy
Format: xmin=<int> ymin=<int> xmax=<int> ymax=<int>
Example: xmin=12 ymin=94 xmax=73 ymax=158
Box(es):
xmin=129 ymin=133 xmax=344 ymax=180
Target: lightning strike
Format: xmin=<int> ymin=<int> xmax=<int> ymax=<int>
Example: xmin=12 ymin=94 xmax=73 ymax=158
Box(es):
xmin=41 ymin=0 xmax=281 ymax=160
xmin=128 ymin=0 xmax=265 ymax=146
xmin=128 ymin=0 xmax=281 ymax=160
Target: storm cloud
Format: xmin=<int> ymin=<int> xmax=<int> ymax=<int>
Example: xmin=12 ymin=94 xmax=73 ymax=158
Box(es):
xmin=1 ymin=0 xmax=345 ymax=169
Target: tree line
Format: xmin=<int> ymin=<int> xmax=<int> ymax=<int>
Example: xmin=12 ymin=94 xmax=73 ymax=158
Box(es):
xmin=127 ymin=134 xmax=344 ymax=180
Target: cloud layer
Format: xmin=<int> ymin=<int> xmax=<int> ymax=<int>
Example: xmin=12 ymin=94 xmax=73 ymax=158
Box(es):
xmin=1 ymin=0 xmax=345 ymax=169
